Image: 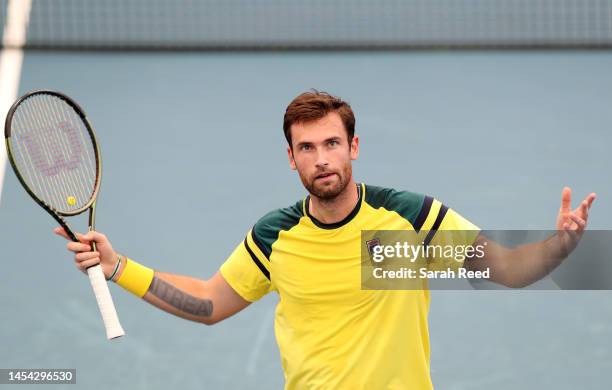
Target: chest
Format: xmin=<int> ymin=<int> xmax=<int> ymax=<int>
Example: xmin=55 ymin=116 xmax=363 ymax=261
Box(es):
xmin=269 ymin=228 xmax=367 ymax=305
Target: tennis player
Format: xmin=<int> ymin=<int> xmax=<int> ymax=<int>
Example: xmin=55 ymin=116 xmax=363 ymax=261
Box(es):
xmin=55 ymin=90 xmax=596 ymax=389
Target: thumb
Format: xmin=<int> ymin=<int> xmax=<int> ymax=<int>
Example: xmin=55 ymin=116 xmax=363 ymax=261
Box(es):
xmin=76 ymin=232 xmax=92 ymax=244
xmin=79 ymin=231 xmax=107 ymax=245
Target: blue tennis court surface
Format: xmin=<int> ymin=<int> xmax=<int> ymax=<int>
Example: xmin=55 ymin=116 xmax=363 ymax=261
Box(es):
xmin=1 ymin=51 xmax=611 ymax=388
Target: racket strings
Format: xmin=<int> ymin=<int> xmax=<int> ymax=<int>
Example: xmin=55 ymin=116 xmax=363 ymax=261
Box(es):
xmin=14 ymin=98 xmax=68 ymax=209
xmin=38 ymin=94 xmax=95 ymax=206
xmin=19 ymin=97 xmax=79 ymax=209
xmin=9 ymin=93 xmax=98 ymax=213
xmin=31 ymin=94 xmax=96 ymax=210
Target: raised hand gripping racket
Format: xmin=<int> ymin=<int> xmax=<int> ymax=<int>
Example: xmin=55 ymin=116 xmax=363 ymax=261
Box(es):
xmin=4 ymin=90 xmax=125 ymax=339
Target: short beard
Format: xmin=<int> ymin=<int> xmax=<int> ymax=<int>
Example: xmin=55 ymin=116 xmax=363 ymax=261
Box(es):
xmin=300 ymin=164 xmax=352 ymax=201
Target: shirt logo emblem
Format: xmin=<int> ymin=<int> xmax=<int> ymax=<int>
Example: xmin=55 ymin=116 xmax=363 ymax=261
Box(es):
xmin=366 ymin=238 xmax=381 ymax=257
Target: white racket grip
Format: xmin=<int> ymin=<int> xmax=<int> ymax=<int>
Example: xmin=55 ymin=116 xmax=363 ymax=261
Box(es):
xmin=86 ymin=264 xmax=125 ymax=339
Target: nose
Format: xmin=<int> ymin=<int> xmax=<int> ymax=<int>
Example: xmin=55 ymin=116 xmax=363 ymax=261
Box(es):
xmin=315 ymin=149 xmax=329 ymax=168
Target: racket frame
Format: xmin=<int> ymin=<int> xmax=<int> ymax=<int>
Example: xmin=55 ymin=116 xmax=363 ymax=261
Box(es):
xmin=4 ymin=90 xmax=124 ymax=339
xmin=5 ymin=90 xmax=101 ymax=242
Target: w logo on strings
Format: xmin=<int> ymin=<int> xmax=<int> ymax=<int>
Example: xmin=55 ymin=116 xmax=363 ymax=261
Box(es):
xmin=19 ymin=122 xmax=85 ymax=177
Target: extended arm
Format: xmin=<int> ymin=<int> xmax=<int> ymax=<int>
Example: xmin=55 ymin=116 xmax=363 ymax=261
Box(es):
xmin=467 ymin=233 xmax=570 ymax=287
xmin=129 ymin=269 xmax=249 ymax=325
xmin=466 ymin=187 xmax=596 ymax=288
xmin=54 ymin=228 xmax=250 ymax=325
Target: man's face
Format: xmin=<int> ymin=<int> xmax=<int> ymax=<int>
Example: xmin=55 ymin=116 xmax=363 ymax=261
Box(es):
xmin=287 ymin=112 xmax=359 ymax=200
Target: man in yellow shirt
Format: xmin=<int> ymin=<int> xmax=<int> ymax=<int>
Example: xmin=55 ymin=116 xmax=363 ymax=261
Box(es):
xmin=56 ymin=91 xmax=596 ymax=389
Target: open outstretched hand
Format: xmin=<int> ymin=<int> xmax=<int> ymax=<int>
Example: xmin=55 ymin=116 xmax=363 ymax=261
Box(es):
xmin=555 ymin=186 xmax=596 ymax=255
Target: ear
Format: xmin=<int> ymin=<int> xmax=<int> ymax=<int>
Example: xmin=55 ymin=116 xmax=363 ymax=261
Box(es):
xmin=350 ymin=135 xmax=359 ymax=160
xmin=287 ymin=146 xmax=297 ymax=170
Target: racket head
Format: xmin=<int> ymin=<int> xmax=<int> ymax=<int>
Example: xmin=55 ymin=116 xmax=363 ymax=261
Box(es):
xmin=4 ymin=90 xmax=101 ymax=217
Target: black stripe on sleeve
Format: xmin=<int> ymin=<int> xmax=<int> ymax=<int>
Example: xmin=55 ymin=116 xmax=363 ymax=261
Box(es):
xmin=244 ymin=238 xmax=270 ymax=281
xmin=251 ymin=227 xmax=271 ymax=259
xmin=413 ymin=196 xmax=434 ymax=232
xmin=423 ymin=204 xmax=449 ymax=246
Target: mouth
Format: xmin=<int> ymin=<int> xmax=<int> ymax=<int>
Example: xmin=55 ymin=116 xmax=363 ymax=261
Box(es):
xmin=315 ymin=172 xmax=336 ymax=180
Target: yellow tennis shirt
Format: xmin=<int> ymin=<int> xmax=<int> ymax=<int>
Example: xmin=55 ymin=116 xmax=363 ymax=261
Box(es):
xmin=220 ymin=183 xmax=479 ymax=389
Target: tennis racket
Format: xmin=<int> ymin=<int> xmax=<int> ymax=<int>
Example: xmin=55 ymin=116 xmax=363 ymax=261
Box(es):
xmin=4 ymin=90 xmax=125 ymax=340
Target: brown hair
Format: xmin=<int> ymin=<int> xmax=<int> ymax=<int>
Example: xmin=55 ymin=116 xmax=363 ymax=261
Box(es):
xmin=283 ymin=90 xmax=355 ymax=147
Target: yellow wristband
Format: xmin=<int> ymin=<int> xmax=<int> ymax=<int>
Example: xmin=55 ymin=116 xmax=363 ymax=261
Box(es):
xmin=116 ymin=258 xmax=154 ymax=298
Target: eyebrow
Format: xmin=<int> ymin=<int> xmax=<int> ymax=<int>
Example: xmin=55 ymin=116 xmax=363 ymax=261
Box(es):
xmin=296 ymin=137 xmax=341 ymax=148
xmin=325 ymin=136 xmax=341 ymax=142
xmin=295 ymin=135 xmax=342 ymax=148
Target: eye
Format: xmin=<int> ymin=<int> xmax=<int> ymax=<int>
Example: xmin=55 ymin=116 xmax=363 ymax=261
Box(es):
xmin=300 ymin=144 xmax=312 ymax=151
xmin=328 ymin=140 xmax=339 ymax=146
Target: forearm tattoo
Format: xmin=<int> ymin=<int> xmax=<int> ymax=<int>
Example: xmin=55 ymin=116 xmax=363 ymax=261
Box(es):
xmin=149 ymin=277 xmax=213 ymax=317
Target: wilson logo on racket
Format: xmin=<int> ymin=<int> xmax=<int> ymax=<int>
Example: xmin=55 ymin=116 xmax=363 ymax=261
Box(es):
xmin=18 ymin=121 xmax=84 ymax=177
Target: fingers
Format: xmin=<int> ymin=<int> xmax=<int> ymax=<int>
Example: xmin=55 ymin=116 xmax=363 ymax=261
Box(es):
xmin=55 ymin=228 xmax=110 ymax=275
xmin=560 ymin=187 xmax=572 ymax=212
xmin=74 ymin=252 xmax=101 ymax=272
xmin=53 ymin=227 xmax=87 ymax=243
xmin=578 ymin=199 xmax=590 ymax=220
xmin=75 ymin=251 xmax=100 ymax=262
xmin=560 ymin=213 xmax=583 ymax=243
xmin=586 ymin=193 xmax=597 ymax=208
xmin=54 ymin=228 xmax=108 ymax=242
xmin=56 ymin=228 xmax=109 ymax=252
xmin=53 ymin=227 xmax=71 ymax=240
xmin=559 ymin=188 xmax=596 ymax=228
xmin=76 ymin=232 xmax=93 ymax=244
xmin=67 ymin=241 xmax=91 ymax=253
xmin=59 ymin=231 xmax=95 ymax=252
xmin=78 ymin=231 xmax=108 ymax=245
xmin=572 ymin=192 xmax=597 ymax=220
xmin=560 ymin=213 xmax=586 ymax=246
xmin=567 ymin=213 xmax=586 ymax=231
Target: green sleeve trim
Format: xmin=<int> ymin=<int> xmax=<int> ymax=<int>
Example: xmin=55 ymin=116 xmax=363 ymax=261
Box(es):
xmin=252 ymin=201 xmax=303 ymax=259
xmin=364 ymin=184 xmax=429 ymax=229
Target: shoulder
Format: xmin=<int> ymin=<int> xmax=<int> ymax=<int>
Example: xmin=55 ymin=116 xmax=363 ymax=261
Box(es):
xmin=251 ymin=200 xmax=304 ymax=257
xmin=364 ymin=184 xmax=428 ymax=211
xmin=364 ymin=184 xmax=434 ymax=230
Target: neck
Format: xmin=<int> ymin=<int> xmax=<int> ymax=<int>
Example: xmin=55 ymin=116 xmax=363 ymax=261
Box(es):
xmin=309 ymin=179 xmax=359 ymax=224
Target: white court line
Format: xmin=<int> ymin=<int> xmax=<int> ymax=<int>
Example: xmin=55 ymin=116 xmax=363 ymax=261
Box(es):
xmin=0 ymin=0 xmax=32 ymax=204
xmin=246 ymin=303 xmax=275 ymax=377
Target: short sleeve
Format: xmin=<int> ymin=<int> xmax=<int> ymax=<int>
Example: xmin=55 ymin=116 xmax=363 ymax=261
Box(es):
xmin=425 ymin=204 xmax=480 ymax=271
xmin=438 ymin=207 xmax=479 ymax=231
xmin=219 ymin=230 xmax=272 ymax=302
